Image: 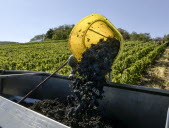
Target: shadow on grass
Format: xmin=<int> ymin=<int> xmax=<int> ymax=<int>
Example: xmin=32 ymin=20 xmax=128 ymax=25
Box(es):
xmin=137 ymin=73 xmax=166 ymax=89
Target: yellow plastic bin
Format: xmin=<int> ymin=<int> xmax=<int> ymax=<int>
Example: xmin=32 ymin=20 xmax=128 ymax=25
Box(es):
xmin=68 ymin=14 xmax=124 ymax=63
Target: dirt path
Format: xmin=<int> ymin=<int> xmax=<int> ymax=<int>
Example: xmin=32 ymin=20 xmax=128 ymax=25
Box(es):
xmin=137 ymin=46 xmax=169 ymax=89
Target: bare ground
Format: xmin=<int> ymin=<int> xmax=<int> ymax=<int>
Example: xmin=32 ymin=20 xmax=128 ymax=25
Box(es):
xmin=137 ymin=46 xmax=169 ymax=89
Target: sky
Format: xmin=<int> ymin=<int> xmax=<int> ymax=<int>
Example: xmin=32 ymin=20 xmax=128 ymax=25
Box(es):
xmin=0 ymin=0 xmax=169 ymax=43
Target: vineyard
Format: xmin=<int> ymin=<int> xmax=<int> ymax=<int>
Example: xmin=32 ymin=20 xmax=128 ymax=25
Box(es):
xmin=0 ymin=40 xmax=167 ymax=85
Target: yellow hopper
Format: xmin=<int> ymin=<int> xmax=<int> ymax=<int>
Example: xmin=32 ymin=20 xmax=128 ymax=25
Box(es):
xmin=68 ymin=14 xmax=124 ymax=63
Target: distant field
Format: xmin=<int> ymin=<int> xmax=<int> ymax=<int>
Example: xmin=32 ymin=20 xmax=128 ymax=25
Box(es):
xmin=0 ymin=40 xmax=71 ymax=75
xmin=0 ymin=40 xmax=166 ymax=85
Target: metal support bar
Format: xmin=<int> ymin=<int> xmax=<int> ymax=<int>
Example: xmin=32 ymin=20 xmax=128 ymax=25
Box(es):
xmin=17 ymin=61 xmax=68 ymax=104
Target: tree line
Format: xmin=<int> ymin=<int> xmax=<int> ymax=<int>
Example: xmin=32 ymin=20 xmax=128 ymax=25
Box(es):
xmin=30 ymin=24 xmax=74 ymax=42
xmin=0 ymin=41 xmax=18 ymax=45
xmin=117 ymin=28 xmax=169 ymax=43
xmin=30 ymin=24 xmax=169 ymax=43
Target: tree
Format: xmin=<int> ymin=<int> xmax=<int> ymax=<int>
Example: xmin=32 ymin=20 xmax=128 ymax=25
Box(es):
xmin=118 ymin=28 xmax=130 ymax=41
xmin=130 ymin=32 xmax=138 ymax=41
xmin=130 ymin=32 xmax=151 ymax=42
xmin=0 ymin=41 xmax=18 ymax=44
xmin=163 ymin=34 xmax=169 ymax=42
xmin=45 ymin=29 xmax=54 ymax=40
xmin=52 ymin=24 xmax=74 ymax=40
xmin=153 ymin=37 xmax=163 ymax=42
xmin=139 ymin=33 xmax=151 ymax=42
xmin=30 ymin=34 xmax=45 ymax=42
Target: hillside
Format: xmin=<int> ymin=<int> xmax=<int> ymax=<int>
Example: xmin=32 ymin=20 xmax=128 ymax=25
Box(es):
xmin=0 ymin=40 xmax=71 ymax=75
xmin=137 ymin=46 xmax=169 ymax=89
xmin=0 ymin=40 xmax=167 ymax=86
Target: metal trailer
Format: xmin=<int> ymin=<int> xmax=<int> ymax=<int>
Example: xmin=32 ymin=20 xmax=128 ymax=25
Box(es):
xmin=0 ymin=70 xmax=169 ymax=128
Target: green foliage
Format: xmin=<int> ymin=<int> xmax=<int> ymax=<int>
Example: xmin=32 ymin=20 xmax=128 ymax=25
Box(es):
xmin=163 ymin=34 xmax=169 ymax=42
xmin=45 ymin=25 xmax=74 ymax=40
xmin=0 ymin=40 xmax=71 ymax=75
xmin=120 ymin=44 xmax=166 ymax=84
xmin=31 ymin=25 xmax=169 ymax=44
xmin=130 ymin=32 xmax=151 ymax=42
xmin=45 ymin=29 xmax=54 ymax=40
xmin=118 ymin=28 xmax=130 ymax=41
xmin=30 ymin=34 xmax=45 ymax=42
xmin=0 ymin=41 xmax=18 ymax=44
xmin=117 ymin=28 xmax=152 ymax=42
xmin=153 ymin=37 xmax=163 ymax=42
xmin=112 ymin=42 xmax=166 ymax=84
xmin=53 ymin=24 xmax=74 ymax=40
xmin=0 ymin=40 xmax=167 ymax=85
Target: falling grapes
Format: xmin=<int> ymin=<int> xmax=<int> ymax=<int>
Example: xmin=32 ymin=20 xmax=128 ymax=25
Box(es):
xmin=67 ymin=38 xmax=120 ymax=116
